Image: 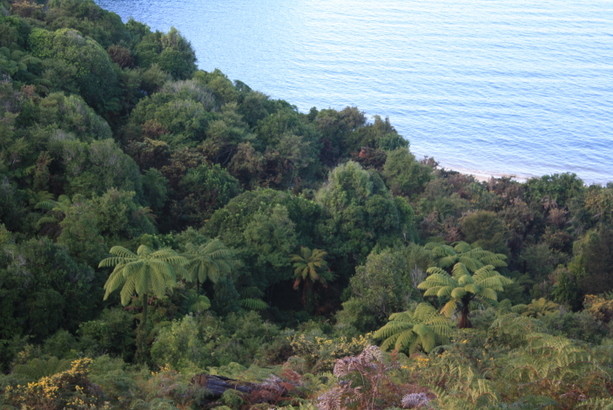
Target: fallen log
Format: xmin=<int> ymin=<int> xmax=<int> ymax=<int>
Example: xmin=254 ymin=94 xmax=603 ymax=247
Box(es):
xmin=191 ymin=374 xmax=256 ymax=397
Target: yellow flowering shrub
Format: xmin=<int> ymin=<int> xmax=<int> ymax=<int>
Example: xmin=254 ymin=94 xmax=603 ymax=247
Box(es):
xmin=3 ymin=358 xmax=107 ymax=409
xmin=584 ymin=294 xmax=613 ymax=323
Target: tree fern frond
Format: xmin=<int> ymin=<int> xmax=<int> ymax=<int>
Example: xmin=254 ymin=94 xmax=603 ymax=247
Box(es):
xmin=103 ymin=269 xmax=126 ymax=300
xmin=452 ymin=263 xmax=470 ymax=277
xmin=380 ymin=333 xmax=399 ymax=351
xmin=413 ymin=302 xmax=439 ymax=319
xmin=479 ymin=253 xmax=507 ymax=267
xmin=109 ymin=245 xmax=137 ymax=258
xmin=479 ymin=287 xmax=498 ymax=301
xmin=437 ymin=286 xmax=453 ymax=298
xmin=440 ymin=300 xmax=457 ymax=317
xmin=395 ymin=330 xmax=417 ymax=353
xmin=453 ymin=241 xmax=472 ymax=253
xmin=99 ymin=257 xmax=129 ymax=268
xmin=458 ymin=256 xmax=483 ymax=272
xmin=119 ymin=278 xmax=136 ymax=306
xmin=374 ymin=321 xmax=414 ymax=339
xmin=240 ymin=298 xmax=268 ymax=311
xmin=451 ymin=288 xmax=467 ymax=299
xmin=422 ymin=287 xmax=439 ymax=297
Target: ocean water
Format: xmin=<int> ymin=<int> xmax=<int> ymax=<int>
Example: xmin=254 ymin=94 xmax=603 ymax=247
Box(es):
xmin=96 ymin=0 xmax=613 ymax=185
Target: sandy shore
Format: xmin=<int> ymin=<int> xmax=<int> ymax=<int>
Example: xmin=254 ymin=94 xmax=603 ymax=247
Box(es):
xmin=445 ymin=166 xmax=532 ymax=183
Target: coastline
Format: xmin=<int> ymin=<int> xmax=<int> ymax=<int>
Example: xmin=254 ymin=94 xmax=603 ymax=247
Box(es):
xmin=441 ymin=165 xmax=532 ymax=184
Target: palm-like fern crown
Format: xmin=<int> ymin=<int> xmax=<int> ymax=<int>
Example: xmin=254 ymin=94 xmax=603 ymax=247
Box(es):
xmin=99 ymin=245 xmax=187 ymax=305
xmin=291 ymin=246 xmax=331 ymax=284
xmin=182 ymin=239 xmax=237 ymax=284
xmin=419 ymin=242 xmax=512 ymax=317
xmin=374 ymin=303 xmax=453 ymax=354
xmin=427 ymin=241 xmax=507 ymax=271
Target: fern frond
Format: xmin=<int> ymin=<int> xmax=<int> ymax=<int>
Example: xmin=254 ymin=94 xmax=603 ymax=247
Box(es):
xmin=109 ymin=246 xmax=136 ymax=258
xmin=240 ymin=298 xmax=268 ymax=311
xmin=440 ymin=300 xmax=457 ymax=317
xmin=99 ymin=257 xmax=130 ymax=268
xmin=119 ymin=277 xmax=136 ymax=305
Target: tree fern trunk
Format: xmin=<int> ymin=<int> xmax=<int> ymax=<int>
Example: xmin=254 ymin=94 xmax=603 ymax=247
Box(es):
xmin=459 ymin=296 xmax=472 ymax=328
xmin=136 ymin=293 xmax=149 ymax=363
xmin=142 ymin=293 xmax=149 ymax=330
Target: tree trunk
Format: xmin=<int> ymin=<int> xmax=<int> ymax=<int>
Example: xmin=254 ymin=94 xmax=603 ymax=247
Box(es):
xmin=458 ymin=296 xmax=472 ymax=328
xmin=136 ymin=293 xmax=150 ymax=363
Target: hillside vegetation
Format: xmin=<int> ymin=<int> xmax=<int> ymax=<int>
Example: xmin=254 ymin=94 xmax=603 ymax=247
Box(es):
xmin=0 ymin=0 xmax=612 ymax=408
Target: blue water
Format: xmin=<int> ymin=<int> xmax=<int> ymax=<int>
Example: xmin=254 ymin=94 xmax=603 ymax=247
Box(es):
xmin=96 ymin=0 xmax=613 ymax=185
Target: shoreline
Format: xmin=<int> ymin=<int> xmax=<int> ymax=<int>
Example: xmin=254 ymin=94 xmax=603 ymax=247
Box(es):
xmin=447 ymin=167 xmax=530 ymax=184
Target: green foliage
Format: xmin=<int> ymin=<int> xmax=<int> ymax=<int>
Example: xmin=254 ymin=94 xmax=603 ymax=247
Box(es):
xmin=11 ymin=356 xmax=71 ymax=384
xmin=100 ymin=244 xmax=187 ymax=306
xmin=375 ymin=303 xmax=453 ymax=354
xmin=570 ymin=226 xmax=613 ymax=296
xmin=47 ymin=137 xmax=143 ymax=197
xmin=316 ymin=161 xmax=415 ymax=267
xmin=53 ymin=190 xmax=154 ymax=265
xmin=459 ymin=210 xmax=509 ymax=254
xmin=337 ymin=247 xmax=420 ymax=334
xmin=512 ymin=298 xmax=560 ymax=318
xmin=176 ymin=163 xmax=242 ymax=227
xmin=584 ymin=185 xmax=613 ymax=225
xmin=25 ymin=92 xmax=113 ymax=141
xmin=157 ymin=28 xmax=197 ymax=80
xmin=205 ymin=189 xmax=321 ymax=293
xmin=87 ymin=355 xmax=141 ymax=406
xmin=127 ymin=81 xmax=214 ymax=146
xmin=289 ymin=332 xmax=373 ymax=373
xmin=0 ymin=237 xmax=97 ymax=343
xmin=151 ymin=311 xmax=283 ymax=370
xmin=347 ymin=115 xmax=408 ymax=152
xmin=45 ymin=0 xmax=129 ymax=48
xmin=525 ymin=172 xmax=585 ymax=210
xmin=29 ymin=27 xmax=120 ymax=113
xmin=314 ymin=106 xmax=366 ymax=165
xmin=243 ymin=204 xmax=298 ymax=285
xmin=290 ymin=247 xmax=332 ymax=312
xmin=0 ymin=2 xmax=611 ymax=407
xmin=182 ymin=238 xmax=239 ymax=286
xmin=291 ymin=247 xmax=330 ymax=287
xmin=419 ymin=242 xmax=511 ymax=327
xmin=382 ymin=147 xmax=433 ymax=198
xmin=150 ymin=314 xmax=209 ymax=370
xmin=78 ymin=308 xmax=135 ymax=361
xmin=132 ymin=27 xmax=196 ymax=80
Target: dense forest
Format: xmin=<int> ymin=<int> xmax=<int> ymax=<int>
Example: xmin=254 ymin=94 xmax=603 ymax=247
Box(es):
xmin=0 ymin=0 xmax=612 ymax=408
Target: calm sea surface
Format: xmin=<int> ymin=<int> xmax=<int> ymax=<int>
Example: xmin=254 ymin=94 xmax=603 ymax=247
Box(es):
xmin=96 ymin=0 xmax=613 ymax=185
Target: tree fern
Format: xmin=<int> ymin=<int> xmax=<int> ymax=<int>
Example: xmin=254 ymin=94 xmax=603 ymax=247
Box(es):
xmin=374 ymin=303 xmax=452 ymax=354
xmin=100 ymin=245 xmax=185 ymax=305
xmin=418 ymin=241 xmax=512 ymax=328
xmin=182 ymin=239 xmax=238 ymax=286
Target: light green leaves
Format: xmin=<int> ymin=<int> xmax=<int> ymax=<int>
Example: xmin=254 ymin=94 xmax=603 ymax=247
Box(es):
xmin=100 ymin=244 xmax=187 ymax=305
xmin=374 ymin=303 xmax=452 ymax=354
